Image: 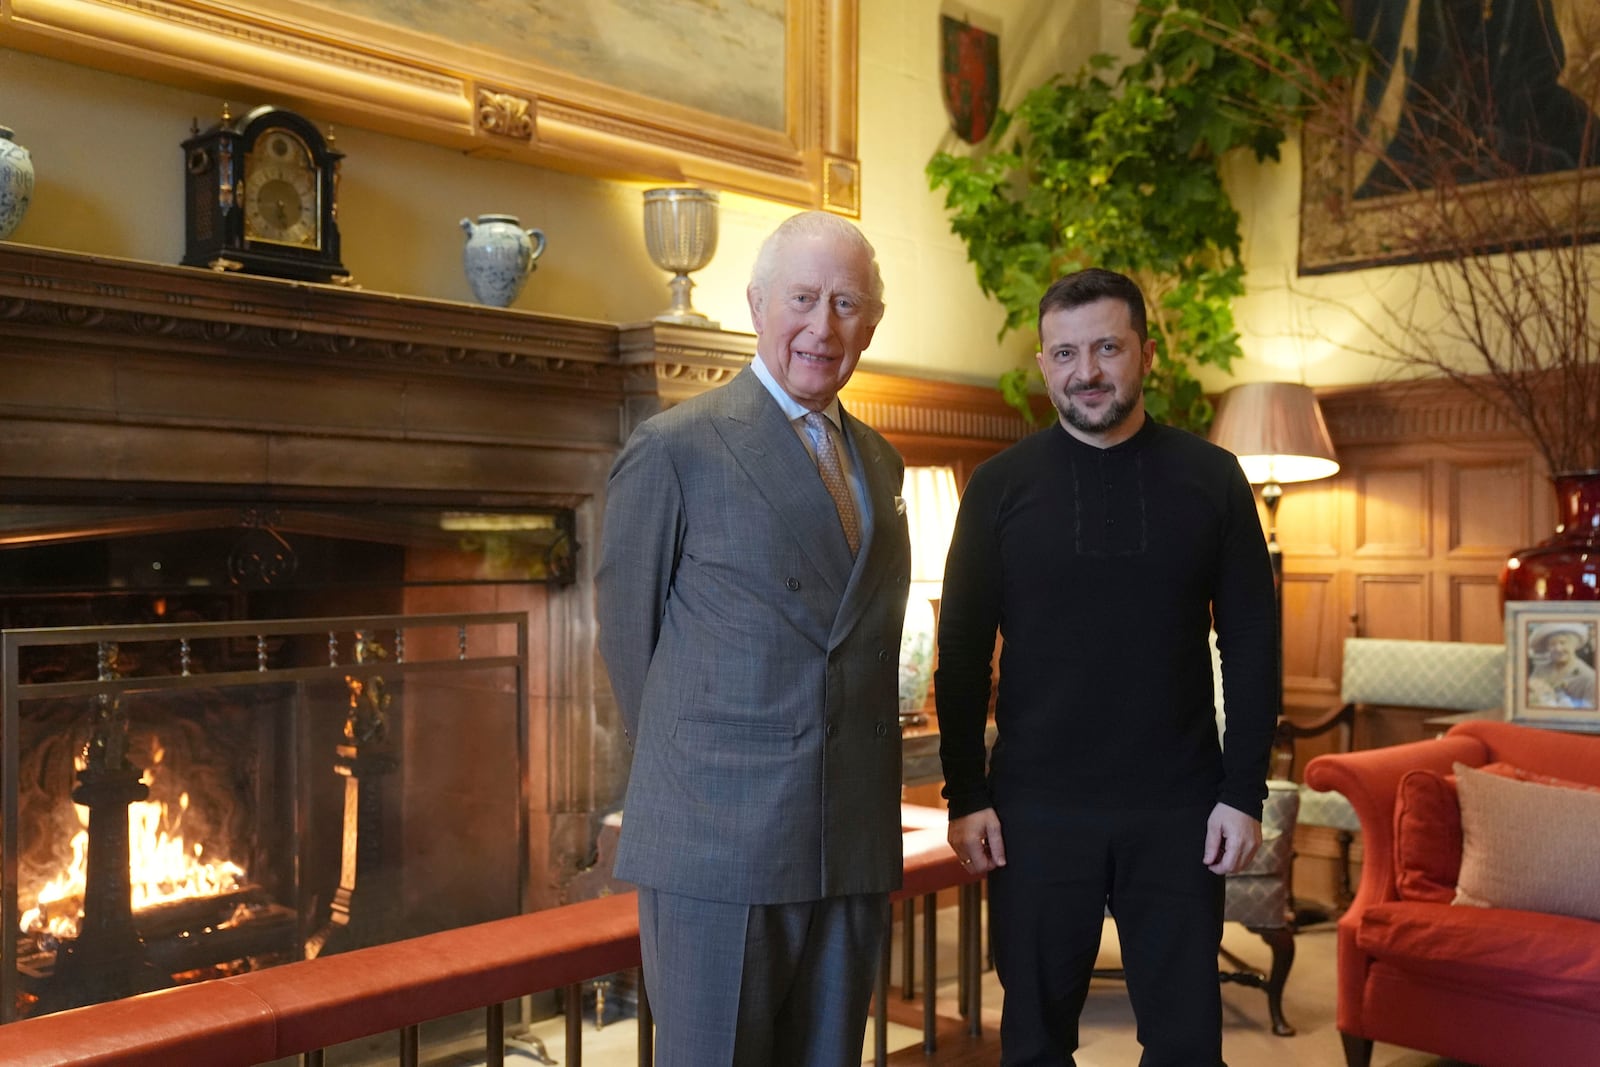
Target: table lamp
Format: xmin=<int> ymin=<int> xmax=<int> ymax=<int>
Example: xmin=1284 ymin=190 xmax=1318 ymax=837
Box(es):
xmin=1209 ymin=382 xmax=1340 ymax=589
xmin=899 ymin=466 xmax=960 ymax=726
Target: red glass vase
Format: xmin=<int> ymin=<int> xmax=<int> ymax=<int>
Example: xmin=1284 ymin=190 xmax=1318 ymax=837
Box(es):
xmin=1501 ymin=471 xmax=1600 ymax=601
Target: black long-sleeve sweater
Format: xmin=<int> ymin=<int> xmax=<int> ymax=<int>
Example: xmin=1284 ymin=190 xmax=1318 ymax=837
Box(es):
xmin=935 ymin=418 xmax=1279 ymax=821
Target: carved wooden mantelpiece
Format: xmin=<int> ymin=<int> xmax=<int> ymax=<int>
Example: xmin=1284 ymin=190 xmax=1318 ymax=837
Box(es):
xmin=0 ymin=243 xmax=626 ymax=392
xmin=0 ymin=243 xmax=1026 ymax=479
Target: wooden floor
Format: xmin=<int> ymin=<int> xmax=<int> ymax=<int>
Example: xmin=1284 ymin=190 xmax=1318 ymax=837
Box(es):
xmin=509 ymin=915 xmax=1473 ymax=1067
xmin=880 ymin=996 xmax=995 ymax=1066
xmin=868 ymin=916 xmax=1473 ymax=1067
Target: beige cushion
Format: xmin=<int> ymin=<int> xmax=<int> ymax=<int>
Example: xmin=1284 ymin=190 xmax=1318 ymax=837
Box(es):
xmin=1452 ymin=762 xmax=1600 ymax=922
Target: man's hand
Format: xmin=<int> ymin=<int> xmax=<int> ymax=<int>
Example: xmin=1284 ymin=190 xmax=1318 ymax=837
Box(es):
xmin=1202 ymin=802 xmax=1262 ymax=875
xmin=948 ymin=808 xmax=1006 ymax=874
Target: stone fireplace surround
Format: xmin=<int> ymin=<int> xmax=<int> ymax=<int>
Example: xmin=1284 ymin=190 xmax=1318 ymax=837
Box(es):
xmin=0 ymin=241 xmax=1025 ymax=916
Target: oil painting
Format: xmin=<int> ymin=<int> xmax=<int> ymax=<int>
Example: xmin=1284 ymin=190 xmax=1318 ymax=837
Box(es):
xmin=1299 ymin=0 xmax=1600 ymax=273
xmin=0 ymin=0 xmax=856 ymax=211
xmin=324 ymin=0 xmax=787 ymax=132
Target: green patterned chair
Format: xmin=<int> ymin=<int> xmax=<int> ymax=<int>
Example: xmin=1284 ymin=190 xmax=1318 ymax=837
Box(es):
xmin=1279 ymin=637 xmax=1506 ymax=911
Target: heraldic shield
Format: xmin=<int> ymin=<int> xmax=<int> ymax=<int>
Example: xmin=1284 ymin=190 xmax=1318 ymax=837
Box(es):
xmin=940 ymin=15 xmax=999 ymax=144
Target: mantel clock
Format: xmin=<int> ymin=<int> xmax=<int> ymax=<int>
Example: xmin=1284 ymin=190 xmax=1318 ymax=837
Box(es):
xmin=182 ymin=104 xmax=348 ymax=284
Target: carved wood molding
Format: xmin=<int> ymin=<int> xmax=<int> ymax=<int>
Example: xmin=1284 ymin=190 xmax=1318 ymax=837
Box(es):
xmin=0 ymin=243 xmax=627 ymax=393
xmin=843 ymin=367 xmax=1030 ymax=448
xmin=1317 ymin=378 xmax=1528 ymax=448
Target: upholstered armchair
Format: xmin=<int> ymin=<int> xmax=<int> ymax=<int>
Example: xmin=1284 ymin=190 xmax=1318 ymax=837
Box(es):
xmin=1306 ymin=721 xmax=1600 ymax=1067
xmin=1219 ymin=779 xmax=1300 ymax=1036
xmin=1278 ymin=637 xmax=1505 ymax=912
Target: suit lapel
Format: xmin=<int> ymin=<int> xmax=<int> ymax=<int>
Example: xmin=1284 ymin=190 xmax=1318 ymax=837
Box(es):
xmin=711 ymin=371 xmax=855 ymax=592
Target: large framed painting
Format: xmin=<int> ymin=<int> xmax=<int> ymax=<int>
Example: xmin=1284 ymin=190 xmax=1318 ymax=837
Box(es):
xmin=1299 ymin=0 xmax=1600 ymax=273
xmin=0 ymin=0 xmax=860 ymax=214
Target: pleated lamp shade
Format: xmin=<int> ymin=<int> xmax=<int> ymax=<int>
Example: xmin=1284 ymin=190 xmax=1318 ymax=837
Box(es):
xmin=1209 ymin=382 xmax=1340 ymax=485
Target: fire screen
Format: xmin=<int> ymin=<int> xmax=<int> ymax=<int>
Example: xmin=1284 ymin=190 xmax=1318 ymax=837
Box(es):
xmin=1 ymin=611 xmax=529 ymax=1023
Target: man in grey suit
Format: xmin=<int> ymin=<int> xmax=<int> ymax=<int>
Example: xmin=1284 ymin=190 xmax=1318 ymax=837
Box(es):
xmin=597 ymin=210 xmax=911 ymax=1067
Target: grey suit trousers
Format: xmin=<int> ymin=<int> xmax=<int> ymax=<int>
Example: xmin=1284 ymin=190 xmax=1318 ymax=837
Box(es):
xmin=638 ymin=887 xmax=889 ymax=1067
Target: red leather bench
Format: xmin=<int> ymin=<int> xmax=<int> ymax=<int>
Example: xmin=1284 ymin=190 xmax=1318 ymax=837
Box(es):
xmin=0 ymin=892 xmax=644 ymax=1067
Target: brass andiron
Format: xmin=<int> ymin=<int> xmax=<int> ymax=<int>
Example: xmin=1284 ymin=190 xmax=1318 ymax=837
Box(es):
xmin=305 ymin=632 xmax=399 ymax=959
xmin=34 ymin=643 xmax=164 ymax=1014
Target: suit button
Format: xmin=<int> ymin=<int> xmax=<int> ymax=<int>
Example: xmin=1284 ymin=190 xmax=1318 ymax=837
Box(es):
xmin=875 ymin=722 xmax=889 ymax=737
xmin=826 ymin=720 xmax=838 ymax=738
xmin=785 ymin=577 xmax=801 ymax=590
xmin=877 ymin=649 xmax=890 ymax=663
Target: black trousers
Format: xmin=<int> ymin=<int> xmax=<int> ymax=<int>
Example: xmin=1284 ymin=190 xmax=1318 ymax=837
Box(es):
xmin=988 ymin=797 xmax=1225 ymax=1067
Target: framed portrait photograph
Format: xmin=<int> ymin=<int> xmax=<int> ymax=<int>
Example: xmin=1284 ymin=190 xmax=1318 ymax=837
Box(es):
xmin=1504 ymin=601 xmax=1600 ymax=731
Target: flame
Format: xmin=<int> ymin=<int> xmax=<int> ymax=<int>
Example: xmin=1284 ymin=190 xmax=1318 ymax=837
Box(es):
xmin=19 ymin=756 xmax=247 ymax=941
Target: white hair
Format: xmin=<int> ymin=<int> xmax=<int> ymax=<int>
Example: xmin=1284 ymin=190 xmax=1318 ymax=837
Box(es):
xmin=748 ymin=211 xmax=885 ymax=325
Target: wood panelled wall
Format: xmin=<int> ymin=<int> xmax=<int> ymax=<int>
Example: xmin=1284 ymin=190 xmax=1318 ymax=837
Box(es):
xmin=1276 ymin=379 xmax=1548 ymax=750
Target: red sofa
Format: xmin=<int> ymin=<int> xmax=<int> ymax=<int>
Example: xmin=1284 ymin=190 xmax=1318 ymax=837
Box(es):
xmin=1306 ymin=720 xmax=1600 ymax=1067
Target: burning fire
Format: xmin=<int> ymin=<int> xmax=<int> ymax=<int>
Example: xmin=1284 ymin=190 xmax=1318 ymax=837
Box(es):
xmin=20 ymin=741 xmax=247 ymax=941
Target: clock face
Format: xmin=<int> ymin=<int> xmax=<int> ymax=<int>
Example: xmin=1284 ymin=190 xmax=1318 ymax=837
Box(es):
xmin=244 ymin=130 xmax=321 ymax=250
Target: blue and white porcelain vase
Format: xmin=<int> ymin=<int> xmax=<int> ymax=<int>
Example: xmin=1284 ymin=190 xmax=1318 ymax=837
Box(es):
xmin=0 ymin=126 xmax=35 ymax=240
xmin=460 ymin=214 xmax=547 ymax=307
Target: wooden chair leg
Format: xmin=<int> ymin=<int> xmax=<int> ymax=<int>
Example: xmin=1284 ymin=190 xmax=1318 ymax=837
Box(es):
xmin=1340 ymin=1031 xmax=1374 ymax=1067
xmin=1255 ymin=925 xmax=1296 ymax=1037
xmin=901 ymin=897 xmax=916 ymax=1000
xmin=962 ymin=881 xmax=983 ymax=1037
xmin=1335 ymin=830 xmax=1355 ymax=908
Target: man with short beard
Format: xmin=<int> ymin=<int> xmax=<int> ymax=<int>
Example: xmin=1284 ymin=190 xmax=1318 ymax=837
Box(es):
xmin=935 ymin=268 xmax=1278 ymax=1066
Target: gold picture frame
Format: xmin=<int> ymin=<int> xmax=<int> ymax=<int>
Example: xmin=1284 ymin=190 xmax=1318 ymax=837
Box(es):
xmin=0 ymin=0 xmax=861 ymax=214
xmin=1298 ymin=0 xmax=1600 ymax=274
xmin=1298 ymin=127 xmax=1600 ymax=275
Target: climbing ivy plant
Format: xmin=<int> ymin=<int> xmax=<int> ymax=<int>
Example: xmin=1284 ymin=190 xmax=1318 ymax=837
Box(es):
xmin=927 ymin=0 xmax=1355 ymax=432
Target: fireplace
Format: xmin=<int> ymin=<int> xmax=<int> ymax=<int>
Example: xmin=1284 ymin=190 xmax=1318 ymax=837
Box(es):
xmin=0 ymin=493 xmax=572 ymax=1020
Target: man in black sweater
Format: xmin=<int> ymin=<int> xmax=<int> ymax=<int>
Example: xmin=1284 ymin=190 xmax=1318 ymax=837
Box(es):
xmin=935 ymin=268 xmax=1278 ymax=1066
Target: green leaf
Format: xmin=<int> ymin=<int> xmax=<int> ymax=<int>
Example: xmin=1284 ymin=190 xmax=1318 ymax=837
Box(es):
xmin=925 ymin=0 xmax=1357 ymax=434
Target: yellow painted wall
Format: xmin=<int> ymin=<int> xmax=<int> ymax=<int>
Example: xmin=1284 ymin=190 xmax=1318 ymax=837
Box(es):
xmin=0 ymin=2 xmax=1506 ymax=394
xmin=0 ymin=0 xmax=1089 ymax=387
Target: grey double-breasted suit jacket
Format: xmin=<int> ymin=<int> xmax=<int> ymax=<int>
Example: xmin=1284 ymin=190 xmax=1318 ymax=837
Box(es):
xmin=596 ymin=367 xmax=911 ymax=904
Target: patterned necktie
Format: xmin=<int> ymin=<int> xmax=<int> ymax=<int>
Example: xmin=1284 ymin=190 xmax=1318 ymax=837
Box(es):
xmin=803 ymin=411 xmax=861 ymax=555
